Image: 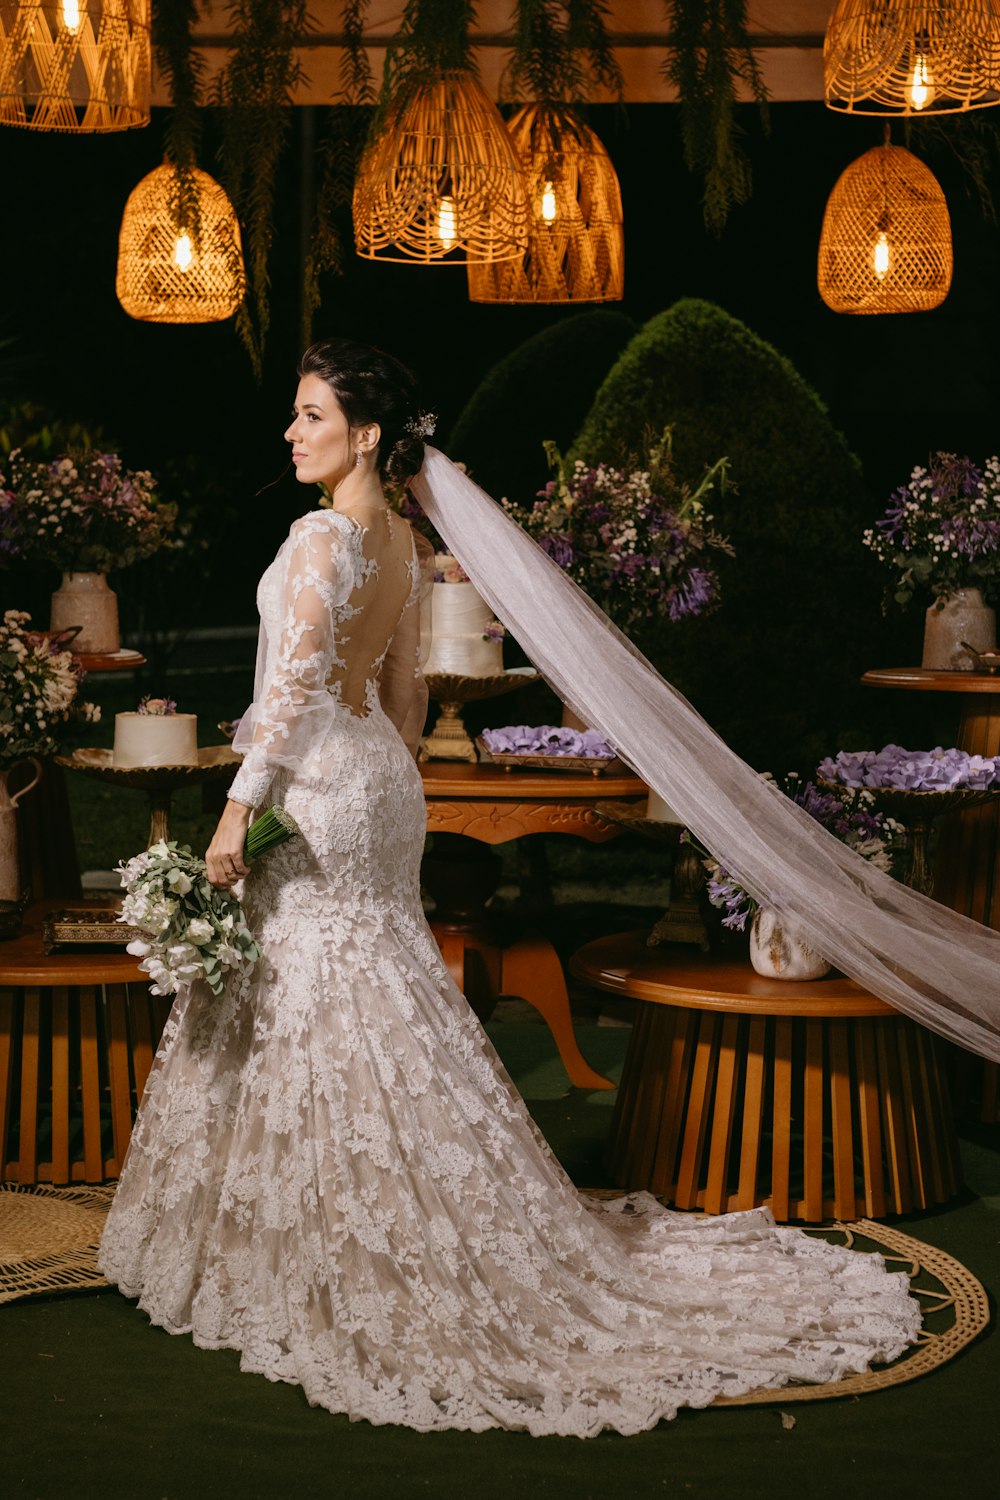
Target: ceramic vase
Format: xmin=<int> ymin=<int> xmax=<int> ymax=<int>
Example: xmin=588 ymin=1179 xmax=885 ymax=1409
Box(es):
xmin=922 ymin=588 xmax=996 ymax=672
xmin=749 ymin=907 xmax=831 ymax=981
xmin=50 ymin=570 xmax=120 ymax=655
xmin=0 ymin=758 xmax=42 ymax=905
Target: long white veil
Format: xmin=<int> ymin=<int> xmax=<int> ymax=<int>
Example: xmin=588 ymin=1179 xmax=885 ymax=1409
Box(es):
xmin=412 ymin=447 xmax=1000 ymax=1063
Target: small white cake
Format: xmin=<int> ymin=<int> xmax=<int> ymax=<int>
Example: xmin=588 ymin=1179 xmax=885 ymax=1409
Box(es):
xmin=425 ymin=559 xmax=504 ymax=677
xmin=113 ymin=712 xmax=199 ymax=767
xmin=645 ymin=789 xmax=681 ymax=824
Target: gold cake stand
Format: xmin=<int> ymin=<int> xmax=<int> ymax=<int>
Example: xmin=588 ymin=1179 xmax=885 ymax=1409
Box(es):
xmin=56 ymin=746 xmax=242 ymax=849
xmin=595 ymin=801 xmax=710 ymax=949
xmin=420 ymin=668 xmax=540 ymax=763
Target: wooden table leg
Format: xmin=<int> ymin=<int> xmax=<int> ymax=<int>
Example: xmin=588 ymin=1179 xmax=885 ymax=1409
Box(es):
xmin=500 ymin=935 xmax=614 ymax=1090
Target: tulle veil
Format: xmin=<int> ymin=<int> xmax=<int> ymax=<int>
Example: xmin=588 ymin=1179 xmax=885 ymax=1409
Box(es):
xmin=412 ymin=447 xmax=1000 ymax=1063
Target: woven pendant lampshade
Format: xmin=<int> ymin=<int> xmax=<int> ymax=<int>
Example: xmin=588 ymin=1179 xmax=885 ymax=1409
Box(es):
xmin=116 ymin=165 xmax=245 ymax=324
xmin=467 ymin=104 xmax=623 ymax=305
xmin=825 ymin=0 xmax=1000 ymax=114
xmin=818 ymin=141 xmax=952 ymax=314
xmin=0 ymin=0 xmax=150 ymax=131
xmin=353 ymin=70 xmax=530 ymax=264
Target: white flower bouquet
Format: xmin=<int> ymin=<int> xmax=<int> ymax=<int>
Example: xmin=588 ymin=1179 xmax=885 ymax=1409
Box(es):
xmin=117 ymin=806 xmax=299 ymax=996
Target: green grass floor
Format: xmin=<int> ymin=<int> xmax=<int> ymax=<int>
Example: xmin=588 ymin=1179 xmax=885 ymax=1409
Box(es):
xmin=3 ymin=1020 xmax=998 ymax=1500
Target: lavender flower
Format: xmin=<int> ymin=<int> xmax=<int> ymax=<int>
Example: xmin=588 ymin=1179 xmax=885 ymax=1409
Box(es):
xmin=500 ymin=431 xmax=733 ymax=636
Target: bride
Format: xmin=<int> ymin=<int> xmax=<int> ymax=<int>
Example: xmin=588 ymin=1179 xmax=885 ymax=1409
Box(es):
xmin=100 ymin=337 xmax=995 ymax=1436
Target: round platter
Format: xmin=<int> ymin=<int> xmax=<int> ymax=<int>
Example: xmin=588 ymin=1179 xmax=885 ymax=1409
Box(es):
xmin=56 ymin=744 xmax=241 ymax=789
xmin=423 ymin=667 xmax=540 ymax=703
xmin=594 ymin=799 xmax=682 ymax=844
xmin=817 ymin=779 xmax=1000 ymax=820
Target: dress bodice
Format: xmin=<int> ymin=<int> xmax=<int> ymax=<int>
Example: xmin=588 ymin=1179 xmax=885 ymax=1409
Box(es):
xmin=229 ymin=508 xmax=431 ymax=810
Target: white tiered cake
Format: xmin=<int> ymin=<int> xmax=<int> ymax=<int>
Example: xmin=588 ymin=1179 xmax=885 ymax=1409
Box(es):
xmin=113 ymin=706 xmax=199 ymax=767
xmin=425 ymin=557 xmax=504 ymax=677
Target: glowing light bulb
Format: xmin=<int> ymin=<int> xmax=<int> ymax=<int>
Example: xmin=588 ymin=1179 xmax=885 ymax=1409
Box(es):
xmin=437 ymin=196 xmax=457 ymax=246
xmin=540 ymin=181 xmax=557 ymax=223
xmin=62 ymin=0 xmax=80 ymax=32
xmin=873 ymin=231 xmax=890 ymax=279
xmin=907 ymin=53 xmax=935 ymax=110
xmin=173 ymin=234 xmax=193 ymax=272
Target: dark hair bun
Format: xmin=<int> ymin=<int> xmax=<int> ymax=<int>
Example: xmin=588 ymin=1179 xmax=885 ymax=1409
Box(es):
xmin=298 ymin=338 xmax=426 ymax=485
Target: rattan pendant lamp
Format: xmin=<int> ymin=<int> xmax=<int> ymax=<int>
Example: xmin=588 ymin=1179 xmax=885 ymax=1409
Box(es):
xmin=354 ymin=69 xmax=529 ymax=264
xmin=825 ymin=0 xmax=1000 ymax=114
xmin=467 ymin=102 xmax=624 ymax=304
xmin=817 ymin=135 xmax=952 ymax=313
xmin=0 ymin=0 xmax=150 ymax=130
xmin=353 ymin=0 xmax=530 ymax=265
xmin=116 ymin=164 xmax=245 ymax=323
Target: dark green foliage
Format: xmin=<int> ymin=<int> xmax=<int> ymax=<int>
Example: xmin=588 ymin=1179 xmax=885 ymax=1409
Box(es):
xmin=571 ymin=298 xmax=904 ymax=770
xmin=664 ymin=0 xmax=769 ymax=232
xmin=502 ymin=0 xmax=623 ymax=105
xmin=445 ymin=310 xmax=636 ymax=505
xmin=214 ymin=0 xmax=311 ymax=378
xmin=152 ymin=0 xmax=206 ymax=240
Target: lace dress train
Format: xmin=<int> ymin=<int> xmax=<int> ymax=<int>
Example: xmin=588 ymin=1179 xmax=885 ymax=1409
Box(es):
xmin=98 ymin=509 xmax=920 ymax=1437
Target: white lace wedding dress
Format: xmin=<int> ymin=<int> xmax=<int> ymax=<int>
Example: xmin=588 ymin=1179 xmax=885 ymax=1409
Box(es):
xmin=99 ymin=506 xmax=921 ymax=1437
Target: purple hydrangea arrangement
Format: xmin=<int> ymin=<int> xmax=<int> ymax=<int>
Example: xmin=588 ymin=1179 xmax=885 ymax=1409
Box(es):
xmin=0 ymin=449 xmax=174 ymax=573
xmin=500 ymin=431 xmax=734 ymax=635
xmin=819 ymin=744 xmax=1000 ymax=792
xmin=863 ymin=453 xmax=1000 ymax=610
xmin=683 ymin=773 xmax=906 ymax=932
xmin=482 ymin=725 xmax=617 ymax=759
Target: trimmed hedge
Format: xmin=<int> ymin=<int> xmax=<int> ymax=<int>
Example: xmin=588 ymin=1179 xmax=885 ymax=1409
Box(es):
xmin=571 ymin=298 xmax=903 ymax=770
xmin=444 ymin=311 xmax=636 ymax=506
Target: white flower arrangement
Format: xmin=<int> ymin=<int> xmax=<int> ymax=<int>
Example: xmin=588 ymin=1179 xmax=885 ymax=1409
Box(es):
xmin=0 ymin=609 xmax=100 ymax=767
xmin=117 ymin=807 xmax=299 ymax=996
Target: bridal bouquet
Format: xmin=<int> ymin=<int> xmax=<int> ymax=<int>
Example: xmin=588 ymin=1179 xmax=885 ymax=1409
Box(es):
xmin=117 ymin=807 xmax=299 ymax=996
xmin=0 ymin=609 xmax=100 ymax=765
xmin=501 ymin=430 xmax=733 ymax=634
xmin=683 ymin=774 xmax=906 ymax=932
xmin=0 ymin=449 xmax=175 ymax=573
xmin=863 ymin=452 xmax=1000 ymax=610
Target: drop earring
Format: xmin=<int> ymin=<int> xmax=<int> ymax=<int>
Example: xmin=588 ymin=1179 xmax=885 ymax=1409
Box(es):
xmin=355 ymin=450 xmax=363 ymax=468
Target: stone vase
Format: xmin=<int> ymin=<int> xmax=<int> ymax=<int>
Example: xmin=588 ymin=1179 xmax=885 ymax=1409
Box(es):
xmin=922 ymin=588 xmax=996 ymax=671
xmin=50 ymin=570 xmax=120 ymax=655
xmin=0 ymin=757 xmax=42 ymax=905
xmin=749 ymin=907 xmax=831 ymax=981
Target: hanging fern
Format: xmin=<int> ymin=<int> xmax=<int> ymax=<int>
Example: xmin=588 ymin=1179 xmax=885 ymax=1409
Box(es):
xmin=379 ymin=0 xmax=477 ymax=113
xmin=301 ymin=0 xmax=377 ymax=344
xmin=502 ymin=0 xmax=623 ymax=106
xmin=663 ymin=0 xmax=769 ymax=234
xmin=152 ymin=0 xmax=207 ymax=243
xmin=910 ymin=112 xmax=1000 ymax=224
xmin=213 ymin=0 xmax=312 ymax=378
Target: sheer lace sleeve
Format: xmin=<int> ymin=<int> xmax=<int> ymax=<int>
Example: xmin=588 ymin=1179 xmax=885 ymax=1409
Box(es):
xmin=379 ymin=529 xmax=433 ymax=759
xmin=229 ymin=513 xmax=356 ymax=809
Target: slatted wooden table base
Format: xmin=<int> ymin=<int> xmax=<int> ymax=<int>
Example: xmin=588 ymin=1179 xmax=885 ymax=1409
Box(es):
xmin=571 ymin=934 xmax=962 ymax=1222
xmin=0 ymin=906 xmax=169 ymax=1186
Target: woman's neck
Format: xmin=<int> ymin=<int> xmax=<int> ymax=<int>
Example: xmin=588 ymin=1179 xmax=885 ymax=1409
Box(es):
xmin=328 ymin=467 xmax=387 ymax=513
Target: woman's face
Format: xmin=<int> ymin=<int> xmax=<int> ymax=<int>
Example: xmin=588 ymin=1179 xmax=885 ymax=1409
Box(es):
xmin=285 ymin=374 xmax=354 ymax=489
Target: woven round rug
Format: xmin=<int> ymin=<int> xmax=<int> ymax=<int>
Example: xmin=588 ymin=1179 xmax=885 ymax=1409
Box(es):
xmin=1 ymin=1186 xmax=989 ymax=1408
xmin=0 ymin=1183 xmax=116 ymax=1304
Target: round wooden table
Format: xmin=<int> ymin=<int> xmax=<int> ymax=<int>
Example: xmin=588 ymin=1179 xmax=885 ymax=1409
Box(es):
xmin=421 ymin=761 xmax=646 ymax=1091
xmin=0 ymin=902 xmax=168 ymax=1185
xmin=571 ymin=934 xmax=961 ymax=1222
xmin=863 ymin=667 xmax=1000 ymax=1118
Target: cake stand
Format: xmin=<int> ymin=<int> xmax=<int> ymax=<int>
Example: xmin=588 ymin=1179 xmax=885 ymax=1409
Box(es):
xmin=819 ymin=781 xmax=1000 ymax=896
xmin=56 ymin=745 xmax=242 ymax=849
xmin=420 ymin=668 xmax=540 ymax=762
xmin=595 ymin=801 xmax=710 ymax=949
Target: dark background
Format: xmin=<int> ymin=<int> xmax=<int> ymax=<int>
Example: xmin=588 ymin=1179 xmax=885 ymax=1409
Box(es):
xmin=2 ymin=99 xmax=998 ymax=628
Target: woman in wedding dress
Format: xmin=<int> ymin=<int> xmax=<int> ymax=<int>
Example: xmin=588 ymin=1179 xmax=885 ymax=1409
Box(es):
xmin=99 ymin=338 xmax=927 ymax=1436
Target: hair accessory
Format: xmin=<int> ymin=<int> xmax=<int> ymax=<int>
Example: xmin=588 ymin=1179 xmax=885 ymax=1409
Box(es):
xmin=404 ymin=410 xmax=437 ymax=440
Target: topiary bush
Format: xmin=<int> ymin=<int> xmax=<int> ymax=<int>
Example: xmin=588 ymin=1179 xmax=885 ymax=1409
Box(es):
xmin=444 ymin=310 xmax=636 ymax=505
xmin=571 ymin=298 xmax=908 ymax=770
